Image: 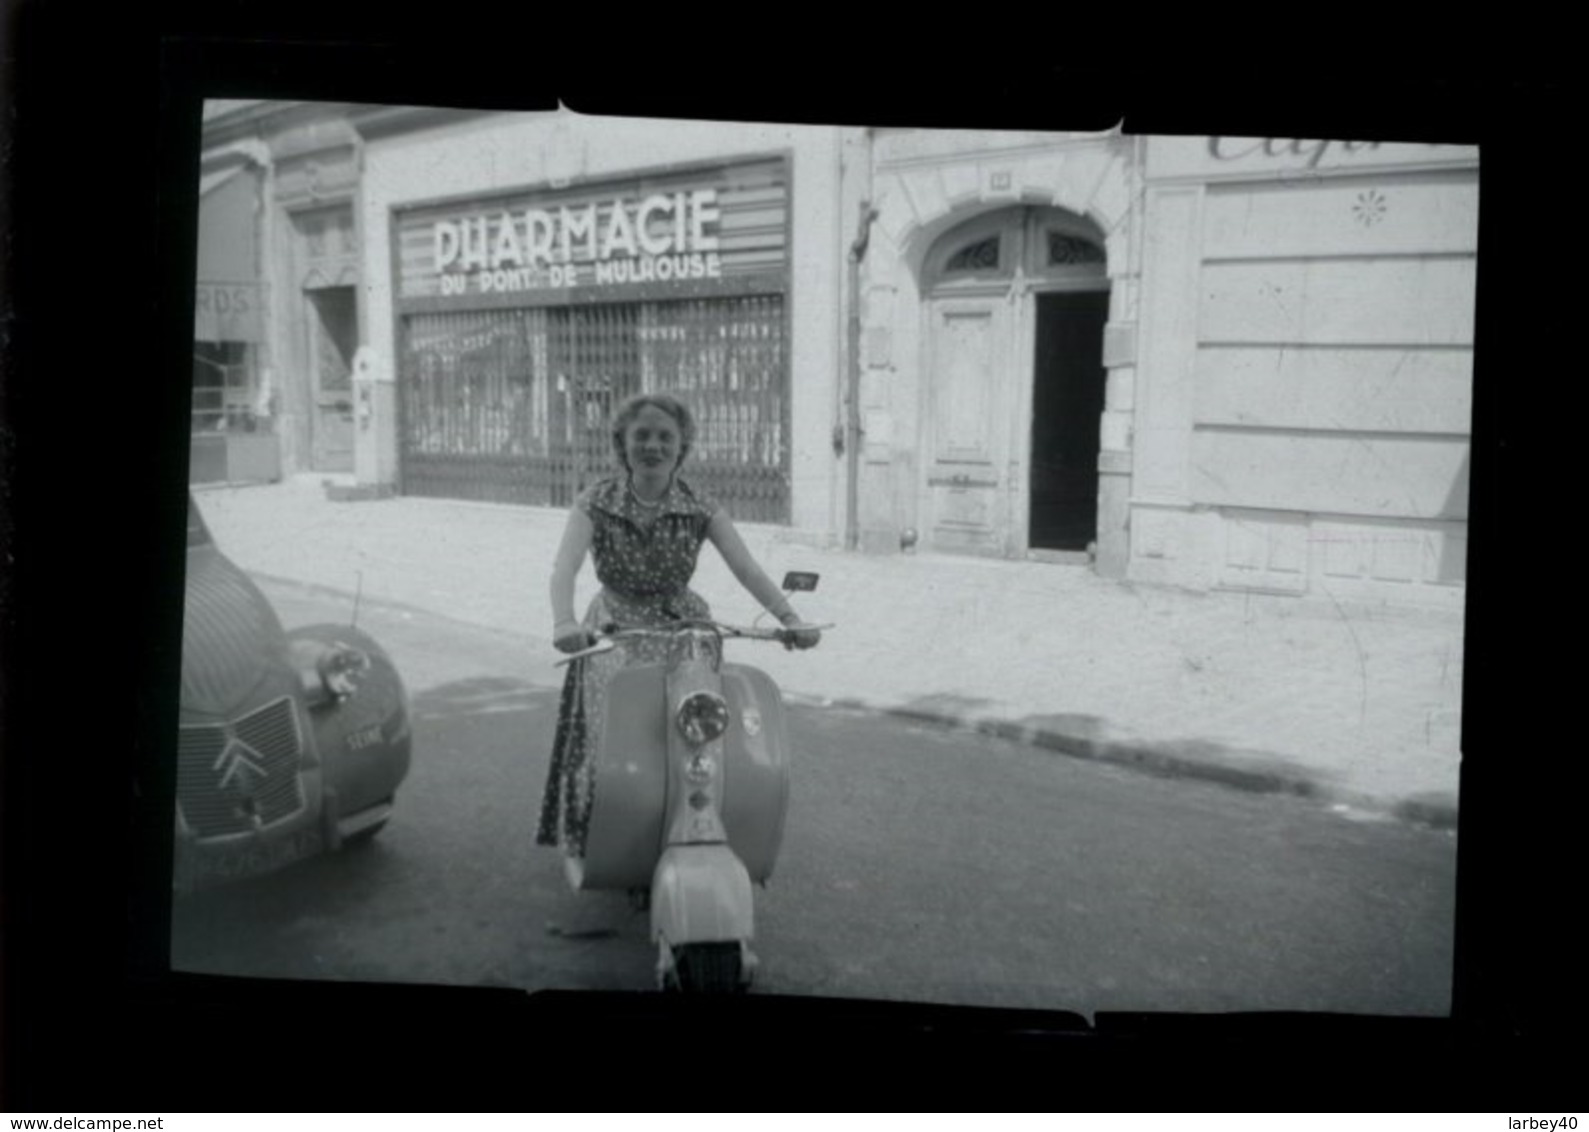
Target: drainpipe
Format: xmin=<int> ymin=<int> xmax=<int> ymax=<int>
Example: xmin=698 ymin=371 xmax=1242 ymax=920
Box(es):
xmin=845 ymin=149 xmax=879 ymax=551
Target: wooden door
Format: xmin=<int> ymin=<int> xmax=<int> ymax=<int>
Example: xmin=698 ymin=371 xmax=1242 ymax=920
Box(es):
xmin=924 ymin=295 xmax=1013 ymax=555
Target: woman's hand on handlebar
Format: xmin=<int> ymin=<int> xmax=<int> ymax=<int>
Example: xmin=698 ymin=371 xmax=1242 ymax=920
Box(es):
xmin=781 ymin=625 xmax=821 ymax=651
xmin=553 ymin=621 xmax=595 ymax=654
xmin=776 ymin=614 xmax=821 ymax=651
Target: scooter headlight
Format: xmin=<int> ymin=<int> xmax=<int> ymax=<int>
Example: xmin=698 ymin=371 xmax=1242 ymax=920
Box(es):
xmin=675 ymin=691 xmax=730 ymax=746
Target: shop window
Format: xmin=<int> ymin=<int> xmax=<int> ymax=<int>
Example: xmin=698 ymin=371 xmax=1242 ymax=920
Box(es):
xmin=637 ymin=296 xmax=786 ymax=469
xmin=400 ymin=294 xmax=789 ymax=520
xmin=191 ymin=342 xmax=259 ymax=434
xmin=403 ymin=309 xmax=544 ymax=458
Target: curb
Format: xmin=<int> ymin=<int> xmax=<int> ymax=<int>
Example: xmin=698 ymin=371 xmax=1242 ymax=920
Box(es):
xmin=783 ymin=693 xmax=1461 ymax=832
xmin=251 ymin=571 xmax=1461 ymax=833
xmin=325 ymin=483 xmax=398 ymax=502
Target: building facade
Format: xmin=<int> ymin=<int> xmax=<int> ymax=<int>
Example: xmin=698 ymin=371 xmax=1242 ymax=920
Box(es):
xmin=851 ymin=129 xmax=1477 ymax=608
xmin=193 ymin=106 xmax=1477 ymax=608
xmin=850 ymin=127 xmax=1133 ymax=568
xmin=192 ymin=111 xmax=270 ymax=483
xmin=195 ymin=100 xmax=367 ymax=484
xmin=1131 ymin=136 xmax=1475 ymax=607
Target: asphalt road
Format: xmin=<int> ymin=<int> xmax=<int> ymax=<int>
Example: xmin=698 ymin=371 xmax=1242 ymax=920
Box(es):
xmin=169 ymin=579 xmax=1457 ymax=1018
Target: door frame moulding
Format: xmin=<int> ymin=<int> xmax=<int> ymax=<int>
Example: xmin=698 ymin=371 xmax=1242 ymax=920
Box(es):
xmin=914 ymin=202 xmax=1114 ymax=559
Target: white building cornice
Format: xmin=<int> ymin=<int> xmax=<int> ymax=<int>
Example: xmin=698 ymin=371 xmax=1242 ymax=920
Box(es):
xmin=874 ymin=128 xmax=1124 ymax=172
xmin=200 ymin=100 xmax=364 ymax=151
xmin=345 ymin=104 xmax=499 ymax=142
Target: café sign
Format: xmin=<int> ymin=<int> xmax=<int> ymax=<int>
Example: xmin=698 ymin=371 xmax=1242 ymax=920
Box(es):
xmin=1146 ymin=135 xmax=1479 ymax=181
xmin=398 ymin=158 xmax=789 ymax=307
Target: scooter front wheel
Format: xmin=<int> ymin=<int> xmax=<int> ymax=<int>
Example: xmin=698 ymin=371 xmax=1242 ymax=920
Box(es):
xmin=659 ymin=941 xmax=750 ymax=994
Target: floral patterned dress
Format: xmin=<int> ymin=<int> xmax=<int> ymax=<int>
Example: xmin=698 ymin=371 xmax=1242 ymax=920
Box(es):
xmin=536 ymin=475 xmax=721 ymax=856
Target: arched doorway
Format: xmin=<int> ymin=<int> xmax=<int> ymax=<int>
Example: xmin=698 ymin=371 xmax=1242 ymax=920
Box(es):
xmin=920 ymin=205 xmax=1109 ymax=557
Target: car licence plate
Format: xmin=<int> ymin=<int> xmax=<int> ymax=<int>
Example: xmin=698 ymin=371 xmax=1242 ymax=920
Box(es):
xmin=182 ymin=826 xmax=324 ymax=887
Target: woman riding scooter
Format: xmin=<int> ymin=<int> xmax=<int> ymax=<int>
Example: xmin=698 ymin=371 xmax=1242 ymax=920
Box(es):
xmin=537 ymin=392 xmax=821 ymax=892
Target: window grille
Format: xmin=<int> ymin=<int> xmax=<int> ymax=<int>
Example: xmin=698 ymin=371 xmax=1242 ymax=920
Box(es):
xmin=1048 ymin=232 xmax=1104 ymax=265
xmin=400 ymin=294 xmax=789 ymax=521
xmin=945 ymin=235 xmax=1000 ymax=273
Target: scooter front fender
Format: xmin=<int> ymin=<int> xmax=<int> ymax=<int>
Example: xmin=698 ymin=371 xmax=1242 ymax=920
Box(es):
xmin=651 ymin=844 xmax=754 ymax=946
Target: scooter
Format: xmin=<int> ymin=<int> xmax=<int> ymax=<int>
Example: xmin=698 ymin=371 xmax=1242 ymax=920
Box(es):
xmin=554 ymin=572 xmax=828 ymax=992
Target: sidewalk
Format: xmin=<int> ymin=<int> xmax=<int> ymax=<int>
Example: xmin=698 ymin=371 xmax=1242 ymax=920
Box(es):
xmin=192 ymin=476 xmax=1464 ymax=826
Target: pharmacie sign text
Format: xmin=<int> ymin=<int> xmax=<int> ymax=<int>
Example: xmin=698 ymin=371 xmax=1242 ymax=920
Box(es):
xmin=432 ymin=190 xmax=724 ymax=296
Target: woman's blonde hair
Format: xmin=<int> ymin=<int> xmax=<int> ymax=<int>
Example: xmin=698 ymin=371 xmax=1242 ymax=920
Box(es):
xmin=609 ymin=392 xmax=696 ymax=472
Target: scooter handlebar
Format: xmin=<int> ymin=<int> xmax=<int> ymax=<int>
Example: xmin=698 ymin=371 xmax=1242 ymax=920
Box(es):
xmin=713 ymin=620 xmax=835 ymax=640
xmin=552 ymin=619 xmax=833 ymax=666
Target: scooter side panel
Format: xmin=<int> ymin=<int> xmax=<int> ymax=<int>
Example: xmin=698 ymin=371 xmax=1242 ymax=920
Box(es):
xmin=580 ymin=663 xmax=669 ymax=889
xmin=719 ymin=664 xmax=791 ymax=884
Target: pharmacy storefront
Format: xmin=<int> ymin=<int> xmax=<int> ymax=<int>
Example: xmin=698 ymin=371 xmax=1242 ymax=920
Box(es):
xmin=353 ymin=113 xmax=847 ymax=535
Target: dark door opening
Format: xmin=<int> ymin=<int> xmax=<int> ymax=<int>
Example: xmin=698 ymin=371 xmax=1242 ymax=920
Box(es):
xmin=1029 ymin=290 xmax=1108 ymax=552
xmin=308 ymin=286 xmax=357 ymax=473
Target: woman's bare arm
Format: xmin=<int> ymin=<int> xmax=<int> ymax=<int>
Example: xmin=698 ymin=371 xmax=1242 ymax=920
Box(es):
xmin=706 ymin=510 xmax=797 ymax=621
xmin=550 ymin=506 xmax=594 ymax=632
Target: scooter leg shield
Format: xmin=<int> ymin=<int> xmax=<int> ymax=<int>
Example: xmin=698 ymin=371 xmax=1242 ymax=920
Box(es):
xmin=718 ymin=664 xmax=791 ymax=884
xmin=650 ymin=845 xmax=755 ymax=945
